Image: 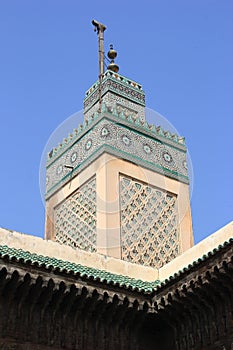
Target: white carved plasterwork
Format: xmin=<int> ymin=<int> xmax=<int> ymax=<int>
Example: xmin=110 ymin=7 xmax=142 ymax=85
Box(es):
xmin=120 ymin=176 xmax=179 ymax=268
xmin=54 ymin=177 xmax=97 ymax=252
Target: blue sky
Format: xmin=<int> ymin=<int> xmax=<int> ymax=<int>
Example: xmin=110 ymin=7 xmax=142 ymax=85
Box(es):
xmin=0 ymin=1 xmax=232 ymax=244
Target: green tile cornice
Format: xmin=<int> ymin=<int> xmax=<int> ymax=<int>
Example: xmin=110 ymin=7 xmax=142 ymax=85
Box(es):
xmin=45 ymin=143 xmax=189 ymax=200
xmin=0 ymin=238 xmax=232 ymax=294
xmin=47 ymin=107 xmax=186 ymax=167
xmin=157 ymin=238 xmax=233 ymax=290
xmin=0 ymin=244 xmax=160 ymax=293
xmin=84 ymin=70 xmax=146 ymax=112
xmin=45 ymin=109 xmax=189 ymax=197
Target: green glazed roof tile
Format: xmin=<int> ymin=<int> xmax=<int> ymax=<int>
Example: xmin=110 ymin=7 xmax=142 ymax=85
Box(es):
xmin=0 ymin=244 xmax=160 ymax=293
xmin=156 ymin=237 xmax=233 ymax=290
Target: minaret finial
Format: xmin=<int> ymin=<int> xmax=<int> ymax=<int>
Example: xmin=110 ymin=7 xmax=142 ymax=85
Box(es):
xmin=107 ymin=44 xmax=119 ymax=73
xmin=92 ymin=19 xmax=107 ymax=112
xmin=92 ymin=19 xmax=106 ymax=77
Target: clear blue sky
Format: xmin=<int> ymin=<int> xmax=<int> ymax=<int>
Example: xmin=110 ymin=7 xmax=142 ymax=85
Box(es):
xmin=0 ymin=1 xmax=232 ymax=244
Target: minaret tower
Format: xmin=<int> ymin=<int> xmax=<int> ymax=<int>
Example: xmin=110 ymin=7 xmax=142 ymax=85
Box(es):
xmin=45 ymin=21 xmax=193 ymax=269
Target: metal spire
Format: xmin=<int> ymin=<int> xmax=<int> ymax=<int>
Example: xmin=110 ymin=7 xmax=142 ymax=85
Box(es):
xmin=92 ymin=19 xmax=106 ymax=112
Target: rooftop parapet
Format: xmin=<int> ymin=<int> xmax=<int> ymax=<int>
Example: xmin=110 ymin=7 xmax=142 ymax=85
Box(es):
xmin=85 ymin=70 xmax=144 ymax=98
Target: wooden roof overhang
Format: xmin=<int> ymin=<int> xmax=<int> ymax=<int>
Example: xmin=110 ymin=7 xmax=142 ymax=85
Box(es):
xmin=0 ymin=240 xmax=232 ymax=316
xmin=0 ymin=240 xmax=232 ymax=348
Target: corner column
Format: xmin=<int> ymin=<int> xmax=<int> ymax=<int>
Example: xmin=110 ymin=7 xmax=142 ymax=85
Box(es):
xmin=96 ymin=154 xmax=121 ymax=258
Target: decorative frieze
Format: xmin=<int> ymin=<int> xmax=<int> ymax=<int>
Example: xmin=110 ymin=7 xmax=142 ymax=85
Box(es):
xmin=47 ymin=105 xmax=186 ymax=165
xmin=84 ymin=91 xmax=145 ymax=121
xmin=84 ymin=70 xmax=145 ymax=114
xmin=45 ymin=118 xmax=189 ymax=197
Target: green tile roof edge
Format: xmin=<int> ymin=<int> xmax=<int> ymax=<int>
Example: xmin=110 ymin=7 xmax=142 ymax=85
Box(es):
xmin=0 ymin=244 xmax=160 ymax=293
xmin=157 ymin=237 xmax=233 ymax=291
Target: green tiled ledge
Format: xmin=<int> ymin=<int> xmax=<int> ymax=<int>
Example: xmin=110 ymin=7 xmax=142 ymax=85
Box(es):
xmin=0 ymin=245 xmax=160 ymax=293
xmin=158 ymin=237 xmax=233 ymax=290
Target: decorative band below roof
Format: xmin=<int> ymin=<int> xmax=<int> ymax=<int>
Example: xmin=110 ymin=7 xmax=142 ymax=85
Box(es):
xmin=84 ymin=71 xmax=146 ymax=112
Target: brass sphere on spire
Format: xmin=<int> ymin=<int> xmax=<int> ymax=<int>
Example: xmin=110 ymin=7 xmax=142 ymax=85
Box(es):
xmin=107 ymin=44 xmax=117 ymax=60
xmin=107 ymin=62 xmax=119 ymax=73
xmin=107 ymin=44 xmax=119 ymax=73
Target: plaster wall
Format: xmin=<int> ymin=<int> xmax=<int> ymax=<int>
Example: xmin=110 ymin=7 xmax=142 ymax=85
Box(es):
xmin=0 ymin=227 xmax=158 ymax=282
xmin=45 ymin=153 xmax=193 ymax=261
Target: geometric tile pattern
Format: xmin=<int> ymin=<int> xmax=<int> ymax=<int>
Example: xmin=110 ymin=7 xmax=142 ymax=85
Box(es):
xmin=54 ymin=177 xmax=97 ymax=252
xmin=84 ymin=70 xmax=145 ymax=111
xmin=120 ymin=176 xmax=179 ymax=268
xmin=84 ymin=70 xmax=146 ymax=121
xmin=46 ymin=117 xmax=189 ymax=197
xmin=84 ymin=91 xmax=145 ymax=122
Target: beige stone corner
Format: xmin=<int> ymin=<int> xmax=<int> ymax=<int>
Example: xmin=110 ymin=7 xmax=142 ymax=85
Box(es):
xmin=0 ymin=227 xmax=158 ymax=282
xmin=158 ymin=221 xmax=233 ymax=282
